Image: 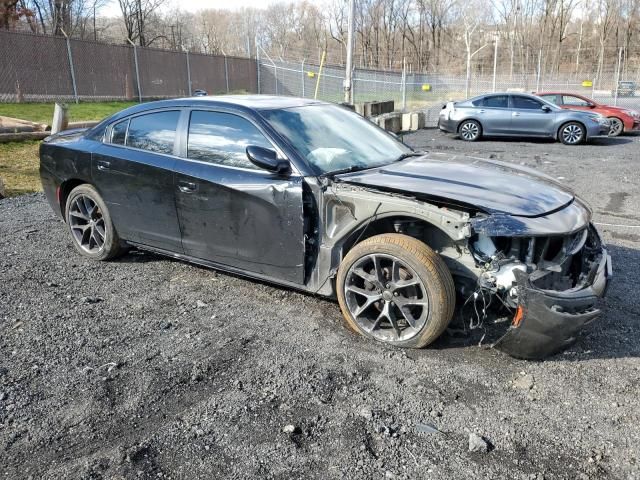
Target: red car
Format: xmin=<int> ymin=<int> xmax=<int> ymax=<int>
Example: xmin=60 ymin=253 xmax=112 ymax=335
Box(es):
xmin=536 ymin=92 xmax=640 ymax=137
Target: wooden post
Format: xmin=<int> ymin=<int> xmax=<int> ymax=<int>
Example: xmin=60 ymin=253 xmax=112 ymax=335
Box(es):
xmin=52 ymin=103 xmax=69 ymax=134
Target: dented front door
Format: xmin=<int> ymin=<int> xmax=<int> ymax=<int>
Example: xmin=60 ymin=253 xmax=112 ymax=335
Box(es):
xmin=174 ymin=110 xmax=305 ymax=284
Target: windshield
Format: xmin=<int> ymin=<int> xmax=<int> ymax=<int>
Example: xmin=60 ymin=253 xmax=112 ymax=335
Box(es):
xmin=260 ymin=104 xmax=411 ymax=174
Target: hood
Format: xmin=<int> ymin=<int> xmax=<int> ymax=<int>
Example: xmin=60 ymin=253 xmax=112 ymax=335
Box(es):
xmin=335 ymin=152 xmax=575 ymax=217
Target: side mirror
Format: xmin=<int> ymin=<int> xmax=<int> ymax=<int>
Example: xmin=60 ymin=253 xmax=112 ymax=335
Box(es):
xmin=541 ymin=105 xmax=552 ymax=112
xmin=589 ymin=104 xmax=596 ymax=108
xmin=246 ymin=145 xmax=289 ymax=174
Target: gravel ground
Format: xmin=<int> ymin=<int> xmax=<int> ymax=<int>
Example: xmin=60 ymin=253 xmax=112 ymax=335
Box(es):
xmin=1 ymin=130 xmax=639 ymax=479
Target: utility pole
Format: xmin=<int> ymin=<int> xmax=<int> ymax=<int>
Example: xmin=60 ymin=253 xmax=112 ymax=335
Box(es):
xmin=343 ymin=0 xmax=355 ymax=104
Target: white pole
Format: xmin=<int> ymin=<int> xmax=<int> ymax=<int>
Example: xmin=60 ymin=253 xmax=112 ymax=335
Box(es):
xmin=344 ymin=0 xmax=355 ymax=103
xmin=614 ymin=47 xmax=623 ymax=106
xmin=492 ymin=33 xmax=499 ymax=92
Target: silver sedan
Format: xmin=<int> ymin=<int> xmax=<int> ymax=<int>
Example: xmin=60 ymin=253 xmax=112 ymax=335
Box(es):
xmin=438 ymin=93 xmax=610 ymax=145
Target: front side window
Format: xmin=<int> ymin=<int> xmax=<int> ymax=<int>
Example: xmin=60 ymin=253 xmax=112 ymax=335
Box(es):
xmin=261 ymin=104 xmax=411 ymax=174
xmin=126 ymin=111 xmax=180 ymax=154
xmin=187 ymin=111 xmax=272 ymax=170
xmin=562 ymin=95 xmax=591 ymax=107
xmin=512 ymin=96 xmax=543 ymax=110
xmin=110 ymin=119 xmax=128 ymax=145
xmin=483 ymin=95 xmax=508 ymax=108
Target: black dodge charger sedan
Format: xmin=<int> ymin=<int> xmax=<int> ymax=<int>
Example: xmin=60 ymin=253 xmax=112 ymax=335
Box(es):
xmin=40 ymin=95 xmax=611 ymax=359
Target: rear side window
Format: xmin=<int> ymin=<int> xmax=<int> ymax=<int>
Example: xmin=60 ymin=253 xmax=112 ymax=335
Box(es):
xmin=110 ymin=119 xmax=128 ymax=145
xmin=126 ymin=111 xmax=180 ymax=154
xmin=483 ymin=95 xmax=508 ymax=108
xmin=187 ymin=111 xmax=271 ymax=170
xmin=512 ymin=96 xmax=542 ymax=110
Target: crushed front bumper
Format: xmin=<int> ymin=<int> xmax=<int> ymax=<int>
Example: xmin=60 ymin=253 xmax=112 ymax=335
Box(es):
xmin=494 ymin=228 xmax=612 ymax=360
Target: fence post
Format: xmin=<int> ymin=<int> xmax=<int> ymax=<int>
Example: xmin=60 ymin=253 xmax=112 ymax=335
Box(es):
xmin=301 ymin=59 xmax=305 ymax=97
xmin=256 ymin=36 xmax=261 ymax=94
xmin=275 ymin=64 xmax=279 ymax=95
xmin=61 ymin=29 xmax=79 ymax=104
xmin=614 ymin=47 xmax=623 ymax=107
xmin=127 ymin=38 xmax=142 ymax=102
xmin=401 ymin=57 xmax=407 ymax=111
xmin=224 ymin=55 xmax=230 ymax=93
xmin=185 ymin=50 xmax=192 ymax=96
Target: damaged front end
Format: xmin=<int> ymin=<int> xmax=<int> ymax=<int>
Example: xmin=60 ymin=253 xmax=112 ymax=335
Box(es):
xmin=470 ymin=216 xmax=612 ymax=360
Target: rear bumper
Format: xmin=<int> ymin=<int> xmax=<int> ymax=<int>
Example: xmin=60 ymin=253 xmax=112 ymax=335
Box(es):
xmin=494 ymin=226 xmax=612 ymax=359
xmin=438 ymin=116 xmax=457 ymax=133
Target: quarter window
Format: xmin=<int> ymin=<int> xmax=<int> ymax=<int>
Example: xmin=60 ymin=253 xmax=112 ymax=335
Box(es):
xmin=187 ymin=111 xmax=272 ymax=170
xmin=126 ymin=111 xmax=180 ymax=154
xmin=512 ymin=96 xmax=543 ymax=110
xmin=483 ymin=95 xmax=508 ymax=108
xmin=110 ymin=119 xmax=128 ymax=145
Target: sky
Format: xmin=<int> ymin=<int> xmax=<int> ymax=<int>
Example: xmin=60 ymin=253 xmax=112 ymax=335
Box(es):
xmin=101 ymin=0 xmax=305 ymax=16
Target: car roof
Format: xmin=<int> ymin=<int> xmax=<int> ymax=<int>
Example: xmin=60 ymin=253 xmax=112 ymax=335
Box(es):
xmin=117 ymin=95 xmax=327 ymax=117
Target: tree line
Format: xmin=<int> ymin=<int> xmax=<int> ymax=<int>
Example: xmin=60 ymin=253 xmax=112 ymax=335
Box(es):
xmin=1 ymin=0 xmax=639 ymax=78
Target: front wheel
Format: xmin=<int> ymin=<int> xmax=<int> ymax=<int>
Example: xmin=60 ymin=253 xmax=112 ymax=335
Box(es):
xmin=458 ymin=120 xmax=482 ymax=141
xmin=336 ymin=234 xmax=456 ymax=349
xmin=559 ymin=122 xmax=586 ymax=145
xmin=65 ymin=184 xmax=125 ymax=261
xmin=607 ymin=117 xmax=624 ymax=137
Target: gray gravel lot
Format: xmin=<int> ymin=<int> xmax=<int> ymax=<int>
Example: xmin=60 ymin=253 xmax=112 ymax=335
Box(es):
xmin=1 ymin=130 xmax=639 ymax=479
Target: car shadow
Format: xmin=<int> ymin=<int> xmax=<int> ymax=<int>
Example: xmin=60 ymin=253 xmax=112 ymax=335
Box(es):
xmin=463 ymin=136 xmax=635 ymax=146
xmin=113 ymin=242 xmax=640 ymax=362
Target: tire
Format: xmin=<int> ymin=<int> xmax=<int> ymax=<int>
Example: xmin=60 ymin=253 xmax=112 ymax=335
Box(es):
xmin=458 ymin=120 xmax=482 ymax=141
xmin=607 ymin=117 xmax=624 ymax=137
xmin=64 ymin=184 xmax=124 ymax=261
xmin=559 ymin=121 xmax=586 ymax=145
xmin=336 ymin=233 xmax=455 ymax=349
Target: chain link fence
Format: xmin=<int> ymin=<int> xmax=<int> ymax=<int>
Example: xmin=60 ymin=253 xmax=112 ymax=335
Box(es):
xmin=259 ymin=58 xmax=640 ymax=127
xmin=0 ymin=30 xmax=257 ymax=103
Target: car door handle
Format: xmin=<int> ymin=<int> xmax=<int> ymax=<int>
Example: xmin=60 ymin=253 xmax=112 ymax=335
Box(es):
xmin=178 ymin=181 xmax=197 ymax=193
xmin=97 ymin=160 xmax=111 ymax=171
xmin=478 ymin=109 xmax=485 ymax=113
xmin=512 ymin=112 xmax=521 ymax=117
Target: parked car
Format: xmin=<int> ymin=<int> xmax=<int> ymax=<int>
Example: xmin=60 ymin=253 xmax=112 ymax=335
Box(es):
xmin=40 ymin=96 xmax=611 ymax=359
xmin=438 ymin=93 xmax=610 ymax=144
xmin=536 ymin=91 xmax=640 ymax=137
xmin=612 ymin=81 xmax=636 ymax=97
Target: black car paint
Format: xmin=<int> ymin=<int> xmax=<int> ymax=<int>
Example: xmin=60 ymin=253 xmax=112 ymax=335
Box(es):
xmin=40 ymin=96 xmax=611 ymax=359
xmin=336 ymin=153 xmax=575 ymax=217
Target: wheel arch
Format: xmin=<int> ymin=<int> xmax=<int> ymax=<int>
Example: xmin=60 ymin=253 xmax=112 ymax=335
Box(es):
xmin=58 ymin=178 xmax=93 ymax=220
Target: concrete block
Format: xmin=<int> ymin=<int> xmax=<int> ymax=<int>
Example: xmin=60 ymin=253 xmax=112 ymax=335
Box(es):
xmin=401 ymin=113 xmax=412 ymax=132
xmin=355 ymin=103 xmax=366 ymax=115
xmin=379 ymin=113 xmax=402 ymax=133
xmin=379 ymin=100 xmax=394 ymax=114
xmin=410 ymin=111 xmax=425 ymax=130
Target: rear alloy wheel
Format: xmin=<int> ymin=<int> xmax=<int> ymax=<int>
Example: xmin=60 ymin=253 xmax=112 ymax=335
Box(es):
xmin=65 ymin=184 xmax=124 ymax=261
xmin=607 ymin=117 xmax=624 ymax=137
xmin=559 ymin=122 xmax=585 ymax=145
xmin=336 ymin=234 xmax=455 ymax=349
xmin=458 ymin=120 xmax=482 ymax=141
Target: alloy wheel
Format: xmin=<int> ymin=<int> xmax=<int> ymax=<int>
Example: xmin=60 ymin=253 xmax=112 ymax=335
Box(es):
xmin=460 ymin=122 xmax=479 ymax=140
xmin=344 ymin=254 xmax=429 ymax=342
xmin=68 ymin=194 xmax=106 ymax=253
xmin=608 ymin=118 xmax=623 ymax=136
xmin=561 ymin=124 xmax=583 ymax=144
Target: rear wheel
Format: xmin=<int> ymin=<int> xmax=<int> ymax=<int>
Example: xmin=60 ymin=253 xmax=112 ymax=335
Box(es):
xmin=458 ymin=120 xmax=482 ymax=141
xmin=65 ymin=184 xmax=124 ymax=261
xmin=559 ymin=122 xmax=586 ymax=145
xmin=607 ymin=117 xmax=624 ymax=137
xmin=336 ymin=234 xmax=455 ymax=349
